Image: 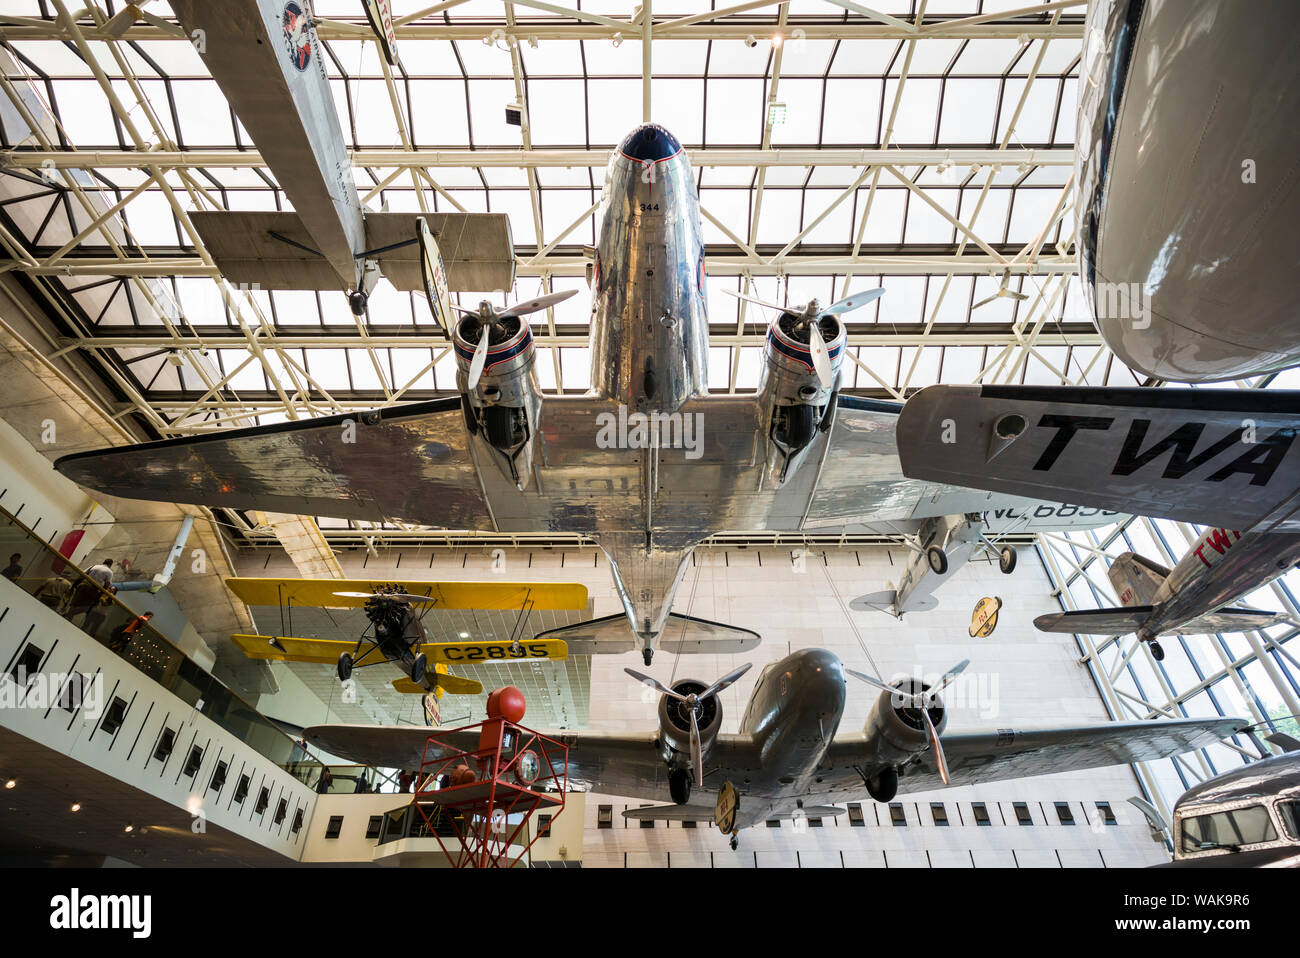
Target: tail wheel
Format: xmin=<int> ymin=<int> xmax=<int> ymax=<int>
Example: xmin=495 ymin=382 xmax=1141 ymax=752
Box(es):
xmin=337 ymin=652 xmax=353 ymax=682
xmin=926 ymin=546 xmax=949 ymax=575
xmin=1150 ymin=641 xmax=1165 ymax=662
xmin=411 ymin=652 xmax=428 ymax=683
xmin=999 ymin=546 xmax=1017 ymax=574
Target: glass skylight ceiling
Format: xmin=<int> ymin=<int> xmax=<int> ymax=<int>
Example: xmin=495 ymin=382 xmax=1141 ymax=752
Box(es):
xmin=0 ymin=0 xmax=1119 ymax=429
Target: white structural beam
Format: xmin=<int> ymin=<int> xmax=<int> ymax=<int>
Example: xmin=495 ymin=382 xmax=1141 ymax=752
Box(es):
xmin=1 ymin=147 xmax=1075 ymax=170
xmin=1 ymin=252 xmax=1077 ymax=278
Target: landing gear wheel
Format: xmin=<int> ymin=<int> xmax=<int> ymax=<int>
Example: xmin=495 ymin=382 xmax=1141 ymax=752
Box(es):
xmin=729 ymin=836 xmax=739 ymax=851
xmin=347 ymin=289 xmax=368 ymax=316
xmin=926 ymin=546 xmax=949 ymax=575
xmin=482 ymin=405 xmax=517 ymax=450
xmin=866 ymin=767 xmax=899 ymax=803
xmin=1150 ymin=640 xmax=1165 ymax=662
xmin=411 ymin=652 xmax=428 ymax=683
xmin=643 ymin=647 xmax=654 ymax=666
xmin=999 ymin=545 xmax=1017 ymax=574
xmin=337 ymin=652 xmax=353 ymax=682
xmin=669 ymin=768 xmax=692 ymax=805
xmin=775 ymin=403 xmax=818 ymax=451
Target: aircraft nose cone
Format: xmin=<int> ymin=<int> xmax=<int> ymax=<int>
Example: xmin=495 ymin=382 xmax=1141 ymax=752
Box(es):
xmin=794 ymin=648 xmax=845 ymax=694
xmin=619 ymin=123 xmax=682 ymax=162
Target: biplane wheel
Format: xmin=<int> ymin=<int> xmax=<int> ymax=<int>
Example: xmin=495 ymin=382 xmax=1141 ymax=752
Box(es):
xmin=337 ymin=652 xmax=353 ymax=682
xmin=1150 ymin=641 xmax=1165 ymax=662
xmin=999 ymin=546 xmax=1017 ymax=574
xmin=411 ymin=652 xmax=428 ymax=683
xmin=926 ymin=546 xmax=948 ymax=575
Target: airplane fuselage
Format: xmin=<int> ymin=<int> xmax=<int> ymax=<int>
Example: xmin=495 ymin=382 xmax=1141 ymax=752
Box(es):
xmin=1139 ymin=529 xmax=1300 ymax=639
xmin=1077 ymin=0 xmax=1300 ymax=381
xmin=727 ymin=647 xmax=849 ymax=828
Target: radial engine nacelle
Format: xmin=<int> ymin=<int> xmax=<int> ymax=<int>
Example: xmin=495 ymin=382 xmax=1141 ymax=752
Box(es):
xmin=453 ymin=311 xmax=544 ymax=491
xmin=756 ymin=310 xmax=846 ymax=484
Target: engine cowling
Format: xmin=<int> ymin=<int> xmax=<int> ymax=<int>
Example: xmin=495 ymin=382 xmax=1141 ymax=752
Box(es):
xmin=756 ymin=311 xmax=846 ymax=484
xmin=453 ymin=313 xmax=543 ymax=490
xmin=656 ymin=678 xmax=723 ymax=769
xmin=861 ymin=678 xmax=948 ymax=773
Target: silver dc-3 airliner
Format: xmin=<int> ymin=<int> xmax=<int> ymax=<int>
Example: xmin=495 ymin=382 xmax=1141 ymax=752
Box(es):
xmin=56 ymin=124 xmax=1118 ymax=664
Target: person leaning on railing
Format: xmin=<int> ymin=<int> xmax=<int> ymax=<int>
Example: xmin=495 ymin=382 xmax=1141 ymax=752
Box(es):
xmin=33 ymin=572 xmax=73 ymax=613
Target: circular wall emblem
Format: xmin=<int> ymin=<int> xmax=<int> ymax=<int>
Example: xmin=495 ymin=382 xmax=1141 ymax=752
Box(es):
xmin=281 ymin=3 xmax=313 ymax=72
xmin=969 ymin=596 xmax=1003 ymax=638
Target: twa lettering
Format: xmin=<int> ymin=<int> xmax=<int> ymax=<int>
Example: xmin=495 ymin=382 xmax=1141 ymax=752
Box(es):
xmin=1030 ymin=416 xmax=1294 ymax=486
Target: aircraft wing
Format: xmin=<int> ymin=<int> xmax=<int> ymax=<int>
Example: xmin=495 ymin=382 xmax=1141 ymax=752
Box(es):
xmin=813 ymin=716 xmax=1247 ymax=801
xmin=54 ymin=398 xmax=497 ymax=529
xmin=896 ymin=385 xmax=1300 ymax=532
xmin=225 ymin=577 xmax=587 ymax=611
xmin=304 ymin=723 xmax=761 ymax=803
xmin=232 ymin=633 xmax=376 ymax=665
xmin=232 ymin=633 xmax=568 ymax=665
xmin=54 ymin=393 xmax=1120 ymax=538
xmin=190 ymin=210 xmax=515 ymax=293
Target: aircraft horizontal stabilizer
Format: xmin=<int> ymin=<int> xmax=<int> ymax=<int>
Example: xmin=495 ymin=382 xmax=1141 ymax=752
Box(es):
xmin=621 ymin=805 xmax=716 ymax=822
xmin=897 ymin=385 xmax=1300 ymax=532
xmin=191 ymin=210 xmax=514 ymax=293
xmin=535 ymin=613 xmax=760 ymax=654
xmin=1034 ymin=607 xmax=1154 ymax=635
xmin=532 ymin=614 xmax=638 ymax=654
xmin=658 ymin=613 xmax=762 ymax=654
xmin=1175 ymin=607 xmax=1289 ymax=634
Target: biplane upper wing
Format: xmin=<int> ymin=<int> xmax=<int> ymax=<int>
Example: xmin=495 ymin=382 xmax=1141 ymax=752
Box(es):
xmin=224 ymin=577 xmax=587 ymax=610
xmin=232 ymin=632 xmax=372 ymax=665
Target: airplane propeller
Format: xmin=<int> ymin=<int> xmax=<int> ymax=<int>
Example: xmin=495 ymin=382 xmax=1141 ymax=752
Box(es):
xmin=456 ymin=289 xmax=578 ymax=390
xmin=624 ymin=662 xmax=752 ymax=787
xmin=724 ymin=287 xmax=885 ymax=388
xmin=971 ymin=269 xmax=1029 ymax=310
xmin=845 ymin=659 xmax=969 ymax=785
xmin=333 ymin=591 xmax=437 ymax=604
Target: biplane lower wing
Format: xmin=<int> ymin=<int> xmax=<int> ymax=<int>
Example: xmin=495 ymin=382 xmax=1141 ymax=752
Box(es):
xmin=231 ymin=633 xmax=569 ymax=665
xmin=225 ymin=577 xmax=588 ymax=611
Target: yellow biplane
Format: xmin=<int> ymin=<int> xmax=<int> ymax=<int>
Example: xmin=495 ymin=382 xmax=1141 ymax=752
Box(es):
xmin=225 ymin=578 xmax=587 ymax=720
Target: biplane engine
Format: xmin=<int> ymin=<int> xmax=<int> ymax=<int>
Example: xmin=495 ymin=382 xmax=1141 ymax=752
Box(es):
xmin=453 ymin=310 xmax=544 ymax=491
xmin=756 ymin=310 xmax=846 ymax=484
xmin=657 ymin=678 xmax=723 ymax=803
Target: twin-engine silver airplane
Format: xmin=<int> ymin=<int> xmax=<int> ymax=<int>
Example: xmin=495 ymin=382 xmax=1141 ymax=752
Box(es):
xmin=55 ymin=122 xmax=1112 ymax=664
xmin=305 ymin=647 xmax=1245 ymax=846
xmin=1034 ymin=526 xmax=1297 ymax=661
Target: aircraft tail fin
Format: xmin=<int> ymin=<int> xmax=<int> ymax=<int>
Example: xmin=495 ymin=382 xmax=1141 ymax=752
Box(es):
xmin=1107 ymin=552 xmax=1169 ymax=607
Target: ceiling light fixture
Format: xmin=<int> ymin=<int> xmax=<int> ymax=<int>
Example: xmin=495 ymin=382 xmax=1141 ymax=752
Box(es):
xmin=124 ymin=823 xmax=134 ymax=833
xmin=71 ymin=803 xmax=81 ymax=812
xmin=3 ymin=780 xmax=13 ymax=789
xmin=771 ymin=33 xmax=784 ymax=49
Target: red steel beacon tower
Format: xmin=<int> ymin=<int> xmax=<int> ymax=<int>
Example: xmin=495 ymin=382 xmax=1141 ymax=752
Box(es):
xmin=412 ymin=686 xmax=568 ymax=867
